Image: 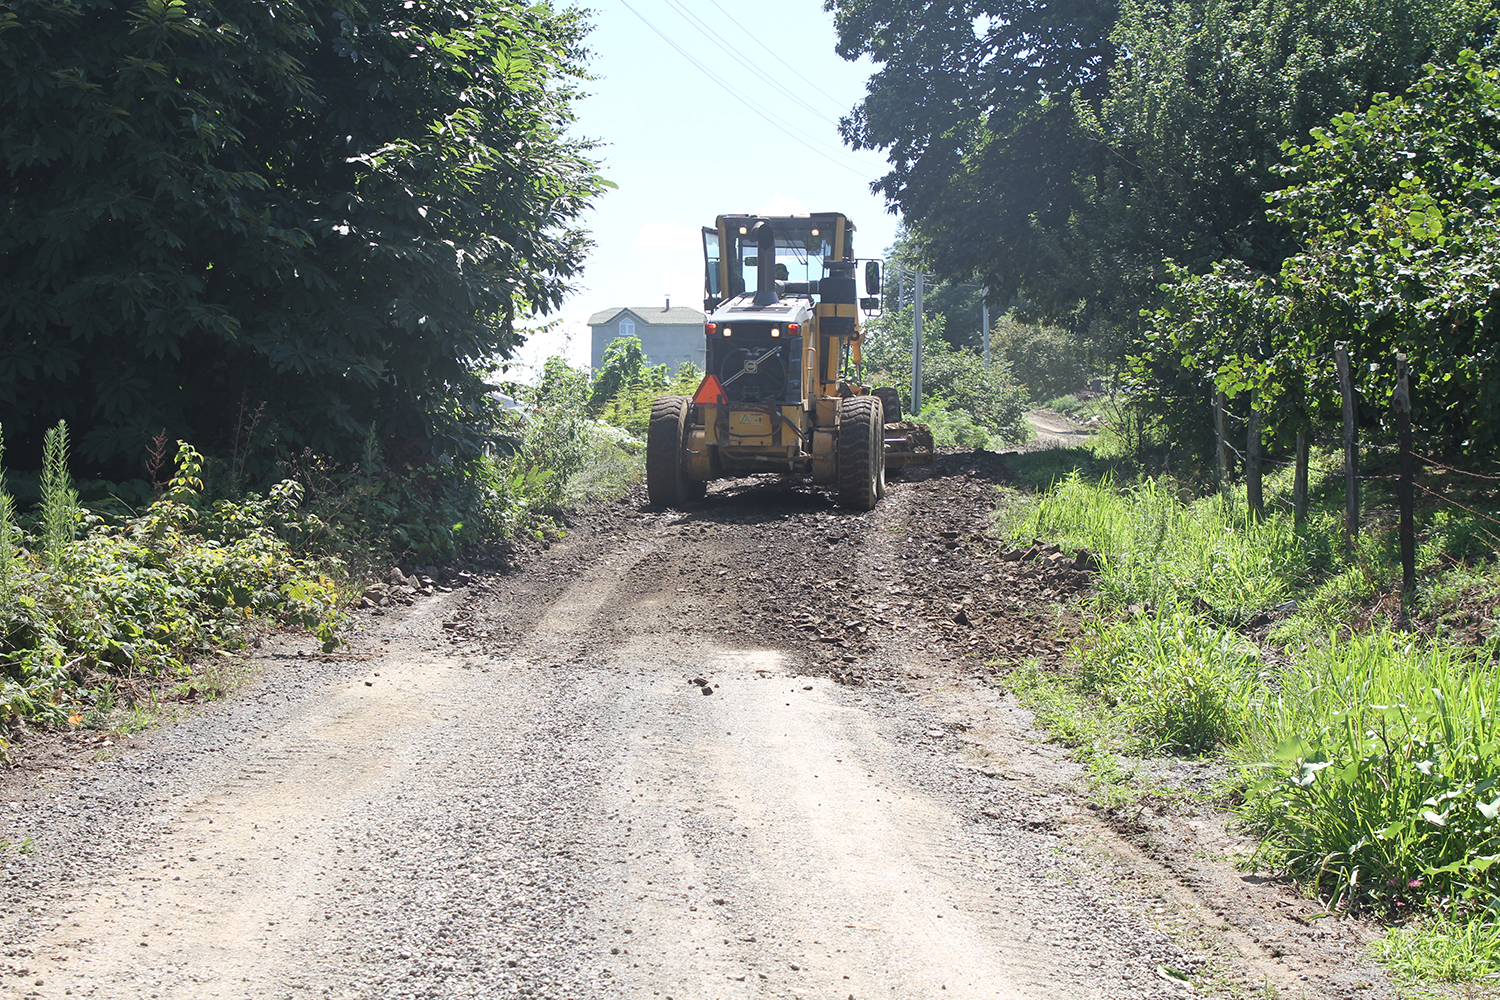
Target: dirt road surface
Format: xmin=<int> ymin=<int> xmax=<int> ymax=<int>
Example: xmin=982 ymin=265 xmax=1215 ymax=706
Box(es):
xmin=2 ymin=454 xmax=1399 ymax=999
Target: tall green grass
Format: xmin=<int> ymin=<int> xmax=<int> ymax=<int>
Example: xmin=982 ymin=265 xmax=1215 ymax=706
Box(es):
xmin=1008 ymin=472 xmax=1339 ymax=622
xmin=1004 ymin=470 xmax=1500 ymax=926
xmin=1242 ymin=633 xmax=1500 ymax=913
xmin=1079 ymin=608 xmax=1266 ymax=753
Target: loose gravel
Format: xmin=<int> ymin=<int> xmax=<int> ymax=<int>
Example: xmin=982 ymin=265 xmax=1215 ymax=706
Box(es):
xmin=0 ymin=451 xmax=1399 ymax=999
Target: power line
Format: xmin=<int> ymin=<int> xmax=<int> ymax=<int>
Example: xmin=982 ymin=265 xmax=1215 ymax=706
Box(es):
xmin=636 ymin=0 xmax=864 ymax=166
xmin=659 ymin=0 xmax=842 ymax=127
xmin=616 ymin=0 xmax=878 ymax=181
xmin=703 ymin=0 xmax=849 ymax=112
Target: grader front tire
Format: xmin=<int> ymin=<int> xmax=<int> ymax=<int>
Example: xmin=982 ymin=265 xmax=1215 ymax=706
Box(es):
xmin=836 ymin=396 xmax=885 ymax=510
xmin=646 ymin=395 xmax=697 ymax=507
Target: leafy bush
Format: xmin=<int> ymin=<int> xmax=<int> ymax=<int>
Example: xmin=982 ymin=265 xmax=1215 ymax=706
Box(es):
xmin=1 ymin=431 xmax=347 ymax=730
xmin=989 ymin=315 xmax=1098 ymax=399
xmin=918 ymin=402 xmax=1012 ymax=450
xmin=863 ymin=307 xmax=1031 ymax=445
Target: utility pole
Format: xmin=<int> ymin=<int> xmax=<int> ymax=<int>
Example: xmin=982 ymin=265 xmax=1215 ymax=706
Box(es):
xmin=981 ymin=292 xmax=990 ymax=368
xmin=911 ymin=271 xmax=924 ymax=415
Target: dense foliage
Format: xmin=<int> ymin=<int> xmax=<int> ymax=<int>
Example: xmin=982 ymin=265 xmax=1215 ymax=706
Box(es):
xmin=861 ymin=306 xmax=1031 ymax=446
xmin=1 ymin=425 xmax=345 ymax=729
xmin=828 ymin=0 xmax=1494 ymax=457
xmin=1151 ymin=51 xmax=1500 ymax=458
xmin=0 ymin=0 xmax=605 ymax=479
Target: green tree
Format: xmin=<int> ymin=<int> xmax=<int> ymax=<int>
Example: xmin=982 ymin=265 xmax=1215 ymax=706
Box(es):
xmin=829 ymin=0 xmax=1120 ymax=324
xmin=0 ymin=0 xmax=606 ymax=478
xmin=588 ymin=336 xmax=667 ymax=413
xmin=1152 ymin=49 xmax=1500 ymax=458
xmin=829 ymin=0 xmax=1490 ymax=363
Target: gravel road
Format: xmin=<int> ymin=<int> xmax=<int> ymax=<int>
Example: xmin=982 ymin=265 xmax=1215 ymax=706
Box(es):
xmin=1 ymin=455 xmax=1399 ymax=999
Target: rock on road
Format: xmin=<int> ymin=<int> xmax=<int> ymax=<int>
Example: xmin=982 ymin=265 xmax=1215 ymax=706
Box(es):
xmin=1 ymin=460 xmax=1395 ymax=999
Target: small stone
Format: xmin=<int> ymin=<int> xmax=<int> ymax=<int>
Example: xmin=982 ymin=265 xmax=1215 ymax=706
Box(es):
xmin=701 ymin=686 xmax=713 ymax=696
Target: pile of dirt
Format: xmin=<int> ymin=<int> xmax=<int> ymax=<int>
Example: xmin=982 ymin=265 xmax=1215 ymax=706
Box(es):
xmin=697 ymin=448 xmax=1100 ymax=684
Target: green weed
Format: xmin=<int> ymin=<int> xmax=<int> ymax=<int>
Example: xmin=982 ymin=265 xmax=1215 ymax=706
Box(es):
xmin=1240 ymin=633 xmax=1500 ymax=913
xmin=1079 ymin=610 xmax=1264 ymax=754
xmin=1005 ymin=473 xmax=1323 ymax=623
xmin=39 ymin=420 xmax=79 ymax=563
xmin=1372 ymin=916 xmax=1500 ymax=983
xmin=0 ymin=425 xmax=16 ymax=600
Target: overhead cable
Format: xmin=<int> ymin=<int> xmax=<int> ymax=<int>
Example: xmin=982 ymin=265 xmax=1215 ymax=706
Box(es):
xmin=616 ymin=0 xmax=878 ymax=181
xmin=658 ymin=0 xmax=842 ymax=127
xmin=704 ymin=0 xmax=849 ymax=111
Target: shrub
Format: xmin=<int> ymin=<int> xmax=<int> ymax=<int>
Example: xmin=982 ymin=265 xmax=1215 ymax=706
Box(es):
xmin=1 ymin=431 xmax=348 ymax=729
xmin=988 ymin=315 xmax=1098 ymax=399
xmin=863 ymin=307 xmax=1031 ymax=445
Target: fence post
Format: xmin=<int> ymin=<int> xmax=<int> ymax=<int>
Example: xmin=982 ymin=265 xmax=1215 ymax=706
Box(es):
xmin=1246 ymin=403 xmax=1264 ymax=519
xmin=1213 ymin=390 xmax=1230 ymax=496
xmin=1293 ymin=424 xmax=1309 ymax=528
xmin=1394 ymin=352 xmax=1415 ymax=593
xmin=1335 ymin=346 xmax=1359 ymax=552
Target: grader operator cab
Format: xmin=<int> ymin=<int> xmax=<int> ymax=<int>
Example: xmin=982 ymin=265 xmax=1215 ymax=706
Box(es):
xmin=645 ymin=212 xmax=933 ymax=510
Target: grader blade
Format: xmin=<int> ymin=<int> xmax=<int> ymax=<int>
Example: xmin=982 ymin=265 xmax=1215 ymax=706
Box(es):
xmin=883 ymin=421 xmax=935 ymax=471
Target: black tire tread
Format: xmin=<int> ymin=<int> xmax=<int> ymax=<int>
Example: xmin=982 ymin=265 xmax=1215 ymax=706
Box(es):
xmin=873 ymin=386 xmax=901 ymax=422
xmin=837 ymin=396 xmax=884 ymax=510
xmin=646 ymin=395 xmax=693 ymax=507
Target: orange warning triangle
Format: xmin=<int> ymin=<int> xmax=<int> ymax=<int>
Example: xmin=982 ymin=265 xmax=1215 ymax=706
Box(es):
xmin=693 ymin=375 xmax=725 ymax=405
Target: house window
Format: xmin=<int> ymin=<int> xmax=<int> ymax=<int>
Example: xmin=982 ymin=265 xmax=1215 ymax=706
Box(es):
xmin=619 ymin=318 xmax=635 ymax=339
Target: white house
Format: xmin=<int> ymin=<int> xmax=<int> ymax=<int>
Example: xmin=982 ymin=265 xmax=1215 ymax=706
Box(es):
xmin=588 ymin=298 xmax=705 ymax=373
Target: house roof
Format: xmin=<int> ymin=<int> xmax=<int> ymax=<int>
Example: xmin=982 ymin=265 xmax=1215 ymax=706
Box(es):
xmin=587 ymin=306 xmax=705 ymax=327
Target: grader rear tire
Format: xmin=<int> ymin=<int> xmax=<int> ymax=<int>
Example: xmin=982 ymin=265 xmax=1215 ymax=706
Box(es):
xmin=873 ymin=386 xmax=901 ymax=422
xmin=836 ymin=396 xmax=885 ymax=510
xmin=646 ymin=395 xmax=697 ymax=507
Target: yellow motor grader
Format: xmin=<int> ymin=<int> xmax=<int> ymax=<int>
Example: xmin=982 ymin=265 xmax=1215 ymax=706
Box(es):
xmin=646 ymin=212 xmax=933 ymax=510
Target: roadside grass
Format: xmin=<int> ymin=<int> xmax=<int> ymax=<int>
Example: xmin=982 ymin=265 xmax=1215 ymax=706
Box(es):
xmin=995 ymin=446 xmax=1500 ymax=982
xmin=1372 ymin=916 xmax=1500 ymax=985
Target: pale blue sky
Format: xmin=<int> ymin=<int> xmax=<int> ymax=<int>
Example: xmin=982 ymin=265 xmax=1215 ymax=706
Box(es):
xmin=512 ymin=0 xmax=902 ymax=375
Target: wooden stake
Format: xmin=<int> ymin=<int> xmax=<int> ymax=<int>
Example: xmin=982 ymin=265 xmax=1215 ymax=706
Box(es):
xmin=1293 ymin=426 xmax=1309 ymax=528
xmin=1394 ymin=352 xmax=1415 ymax=593
xmin=1213 ymin=390 xmax=1229 ymax=495
xmin=1246 ymin=404 xmax=1264 ymax=519
xmin=1335 ymin=346 xmax=1359 ymax=552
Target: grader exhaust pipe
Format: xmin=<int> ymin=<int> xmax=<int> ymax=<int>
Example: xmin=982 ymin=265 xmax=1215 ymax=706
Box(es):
xmin=752 ymin=220 xmax=779 ymax=308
